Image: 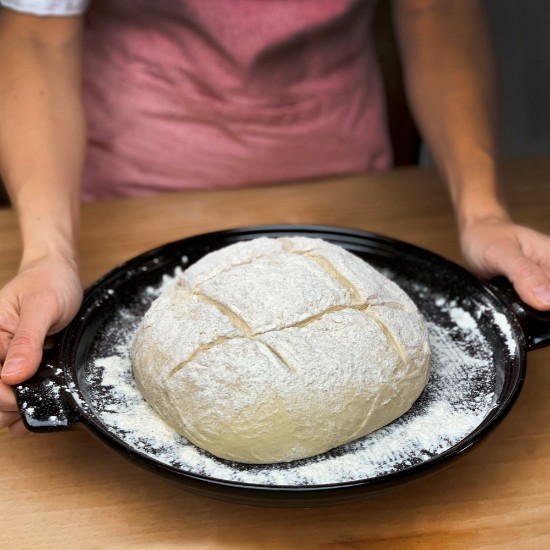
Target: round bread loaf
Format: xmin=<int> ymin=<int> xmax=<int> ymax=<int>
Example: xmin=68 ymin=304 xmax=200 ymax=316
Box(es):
xmin=131 ymin=236 xmax=431 ymax=464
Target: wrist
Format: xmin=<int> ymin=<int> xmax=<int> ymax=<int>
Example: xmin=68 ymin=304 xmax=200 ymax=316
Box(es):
xmin=19 ymin=216 xmax=79 ymax=268
xmin=456 ymin=198 xmax=510 ymax=232
xmin=21 ymin=241 xmax=79 ymax=271
xmin=13 ymin=182 xmax=80 ymax=268
xmin=446 ymin=168 xmax=510 ymax=231
xmin=18 ymin=213 xmax=80 ymax=270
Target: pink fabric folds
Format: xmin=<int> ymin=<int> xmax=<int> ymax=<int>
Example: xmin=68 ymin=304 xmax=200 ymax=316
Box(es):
xmin=81 ymin=0 xmax=391 ymax=200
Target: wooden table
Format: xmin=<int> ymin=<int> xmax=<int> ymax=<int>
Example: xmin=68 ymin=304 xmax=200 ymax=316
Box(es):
xmin=1 ymin=158 xmax=549 ymax=549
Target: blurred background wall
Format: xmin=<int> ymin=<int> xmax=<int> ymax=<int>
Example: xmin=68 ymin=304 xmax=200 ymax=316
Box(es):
xmin=484 ymin=0 xmax=550 ymax=159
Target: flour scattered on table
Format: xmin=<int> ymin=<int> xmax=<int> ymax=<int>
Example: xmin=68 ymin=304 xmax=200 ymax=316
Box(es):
xmin=83 ymin=269 xmax=501 ymax=486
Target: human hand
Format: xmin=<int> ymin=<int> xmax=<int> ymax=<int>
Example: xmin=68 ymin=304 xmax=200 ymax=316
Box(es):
xmin=460 ymin=216 xmax=550 ymax=310
xmin=0 ymin=255 xmax=83 ymax=434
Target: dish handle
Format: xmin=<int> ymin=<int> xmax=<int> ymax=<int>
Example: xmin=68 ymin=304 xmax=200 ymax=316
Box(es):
xmin=488 ymin=276 xmax=550 ymax=351
xmin=14 ymin=347 xmax=79 ymax=432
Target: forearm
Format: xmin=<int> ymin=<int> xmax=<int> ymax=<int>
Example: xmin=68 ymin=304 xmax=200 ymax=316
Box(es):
xmin=394 ymin=0 xmax=506 ymax=229
xmin=0 ymin=12 xmax=85 ymax=267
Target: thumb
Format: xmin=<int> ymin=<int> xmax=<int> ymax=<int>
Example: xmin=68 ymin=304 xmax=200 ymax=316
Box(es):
xmin=0 ymin=297 xmax=54 ymax=385
xmin=489 ymin=241 xmax=550 ymax=309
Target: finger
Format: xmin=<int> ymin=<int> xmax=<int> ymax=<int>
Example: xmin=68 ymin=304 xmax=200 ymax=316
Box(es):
xmin=0 ymin=331 xmax=13 ymax=363
xmin=0 ymin=381 xmax=18 ymax=411
xmin=519 ymin=228 xmax=550 ymax=267
xmin=492 ymin=245 xmax=550 ymax=310
xmin=0 ymin=307 xmax=18 ymax=359
xmin=532 ymin=280 xmax=550 ymax=310
xmin=0 ymin=411 xmax=21 ymax=431
xmin=1 ymin=296 xmax=55 ymax=385
xmin=9 ymin=418 xmax=29 ymax=436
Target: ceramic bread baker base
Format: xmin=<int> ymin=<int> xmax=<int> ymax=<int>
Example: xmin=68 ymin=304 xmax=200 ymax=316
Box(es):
xmin=14 ymin=226 xmax=550 ymax=507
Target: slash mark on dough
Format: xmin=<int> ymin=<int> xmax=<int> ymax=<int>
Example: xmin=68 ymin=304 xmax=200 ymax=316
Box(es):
xmin=168 ymin=246 xmax=409 ymax=377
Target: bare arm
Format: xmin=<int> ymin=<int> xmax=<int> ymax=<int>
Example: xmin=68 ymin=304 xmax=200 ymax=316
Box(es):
xmin=0 ymin=9 xmax=85 ymax=432
xmin=0 ymin=9 xmax=84 ymax=264
xmin=394 ymin=0 xmax=550 ymax=309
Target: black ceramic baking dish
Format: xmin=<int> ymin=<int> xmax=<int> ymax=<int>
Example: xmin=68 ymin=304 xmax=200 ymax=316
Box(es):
xmin=14 ymin=225 xmax=550 ymax=507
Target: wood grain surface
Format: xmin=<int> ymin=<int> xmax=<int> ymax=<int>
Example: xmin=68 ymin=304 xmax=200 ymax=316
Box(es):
xmin=1 ymin=158 xmax=549 ymax=549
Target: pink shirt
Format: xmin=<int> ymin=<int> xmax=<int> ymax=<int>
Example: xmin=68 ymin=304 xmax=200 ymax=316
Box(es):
xmin=2 ymin=0 xmax=392 ymax=200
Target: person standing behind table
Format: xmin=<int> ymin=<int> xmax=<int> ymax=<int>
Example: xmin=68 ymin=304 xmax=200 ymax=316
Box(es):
xmin=0 ymin=0 xmax=549 ymax=435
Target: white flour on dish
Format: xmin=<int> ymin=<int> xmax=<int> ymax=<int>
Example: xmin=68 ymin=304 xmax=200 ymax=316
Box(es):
xmin=83 ymin=269 xmax=508 ymax=486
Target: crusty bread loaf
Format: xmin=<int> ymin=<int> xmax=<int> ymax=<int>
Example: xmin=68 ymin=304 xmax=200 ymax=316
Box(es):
xmin=131 ymin=237 xmax=431 ymax=464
